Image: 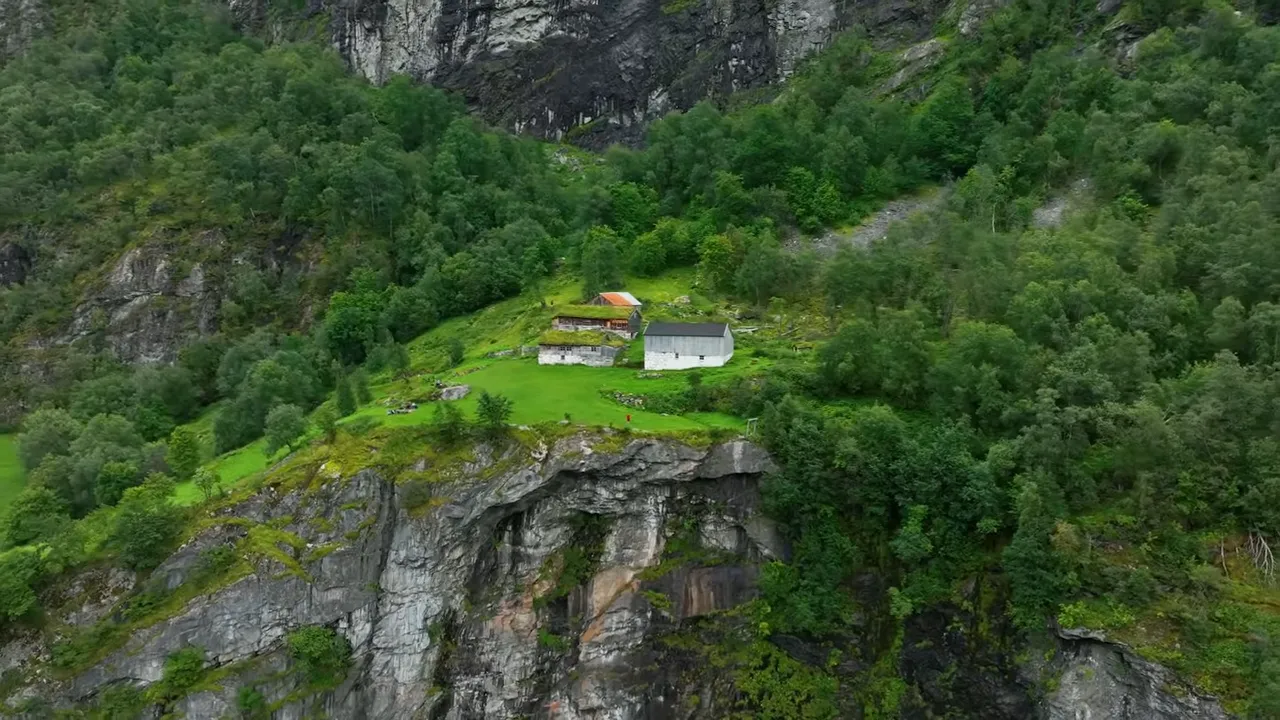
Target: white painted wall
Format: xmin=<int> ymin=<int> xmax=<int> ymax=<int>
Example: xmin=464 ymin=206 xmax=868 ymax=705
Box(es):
xmin=643 ymin=349 xmax=732 ymax=370
xmin=538 ymin=346 xmax=619 ymax=367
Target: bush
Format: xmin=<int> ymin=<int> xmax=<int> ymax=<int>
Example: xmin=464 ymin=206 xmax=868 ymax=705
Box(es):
xmin=476 ymin=391 xmax=513 ymax=440
xmin=166 ymin=426 xmax=201 ymax=481
xmin=238 ymin=687 xmax=268 ymax=718
xmin=3 ymin=485 xmax=70 ymax=548
xmin=149 ymin=647 xmax=207 ymax=702
xmin=401 ymin=480 xmax=436 ymax=512
xmin=0 ymin=546 xmax=45 ymax=622
xmin=431 ymin=403 xmax=469 ymax=446
xmin=286 ymin=626 xmax=352 ymax=688
xmin=110 ymin=475 xmax=183 ymax=571
xmin=264 ymin=404 xmax=306 ymax=457
xmin=94 ymin=460 xmax=140 ymax=507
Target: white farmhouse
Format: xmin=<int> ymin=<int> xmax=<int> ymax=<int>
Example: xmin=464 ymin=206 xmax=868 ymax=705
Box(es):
xmin=643 ymin=322 xmax=734 ymax=370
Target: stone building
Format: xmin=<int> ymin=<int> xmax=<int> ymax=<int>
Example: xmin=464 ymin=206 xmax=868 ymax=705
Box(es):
xmin=537 ymin=330 xmax=624 ymax=367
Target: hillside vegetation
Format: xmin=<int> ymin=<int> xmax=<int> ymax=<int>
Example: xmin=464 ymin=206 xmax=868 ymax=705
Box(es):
xmin=2 ymin=0 xmax=1280 ymax=715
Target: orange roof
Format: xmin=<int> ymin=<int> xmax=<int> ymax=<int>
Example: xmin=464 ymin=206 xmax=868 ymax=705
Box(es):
xmin=598 ymin=292 xmax=641 ymax=306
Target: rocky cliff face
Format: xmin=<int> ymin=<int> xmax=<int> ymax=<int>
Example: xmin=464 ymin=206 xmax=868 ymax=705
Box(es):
xmin=60 ymin=238 xmax=222 ymax=365
xmin=0 ymin=0 xmax=44 ymax=61
xmin=6 ymin=436 xmax=784 ymax=718
xmin=1 ymin=434 xmax=1234 ymax=719
xmin=226 ymin=0 xmax=949 ymax=146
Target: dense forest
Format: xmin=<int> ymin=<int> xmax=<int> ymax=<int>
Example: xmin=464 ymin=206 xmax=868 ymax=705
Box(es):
xmin=3 ymin=0 xmax=1280 ymax=715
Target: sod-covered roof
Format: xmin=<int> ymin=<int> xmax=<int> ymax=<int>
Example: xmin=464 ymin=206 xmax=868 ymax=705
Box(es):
xmin=538 ymin=330 xmax=625 ymax=347
xmin=553 ymin=304 xmax=636 ymax=320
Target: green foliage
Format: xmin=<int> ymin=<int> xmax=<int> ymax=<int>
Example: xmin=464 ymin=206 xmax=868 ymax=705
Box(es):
xmin=17 ymin=408 xmax=82 ymax=471
xmin=315 ymin=404 xmax=339 ymax=443
xmin=351 ymin=369 xmax=372 ymax=405
xmin=148 ymin=647 xmax=207 ymax=702
xmin=3 ymin=484 xmax=70 ymax=548
xmin=193 ymin=467 xmax=219 ymax=502
xmin=335 ymin=373 xmax=357 ymax=417
xmin=263 ymin=404 xmax=306 ymax=457
xmin=166 ymin=426 xmax=201 ymax=481
xmin=109 ymin=474 xmax=183 ymax=570
xmin=447 ymin=337 xmax=466 ymax=367
xmin=286 ymin=626 xmax=352 ymax=688
xmin=536 ymin=628 xmax=571 ymax=652
xmin=94 ymin=461 xmax=141 ymax=507
xmin=580 ymin=226 xmax=624 ymax=298
xmin=430 ymin=402 xmax=469 ymax=446
xmin=475 ymin=391 xmax=513 ymax=440
xmin=0 ymin=546 xmax=44 ymax=622
xmin=238 ymin=686 xmax=269 ymax=718
xmin=4 ymin=0 xmax=1280 ymax=710
xmin=90 ymin=684 xmax=148 ymax=719
xmin=732 ymin=638 xmax=840 ymax=719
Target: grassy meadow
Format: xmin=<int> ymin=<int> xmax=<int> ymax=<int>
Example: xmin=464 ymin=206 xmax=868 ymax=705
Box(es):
xmin=0 ymin=435 xmax=24 ymax=511
xmin=9 ymin=269 xmax=813 ymax=506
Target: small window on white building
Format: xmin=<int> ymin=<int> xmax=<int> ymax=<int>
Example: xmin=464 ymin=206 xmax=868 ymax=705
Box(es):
xmin=675 ymin=353 xmax=680 ymax=359
xmin=699 ymin=355 xmax=705 ymax=361
xmin=560 ymin=355 xmax=566 ymax=360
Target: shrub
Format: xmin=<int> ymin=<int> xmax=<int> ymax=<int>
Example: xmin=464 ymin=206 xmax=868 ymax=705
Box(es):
xmin=109 ymin=475 xmax=183 ymax=571
xmin=286 ymin=626 xmax=352 ymax=688
xmin=264 ymin=404 xmax=306 ymax=457
xmin=476 ymin=391 xmax=513 ymax=439
xmin=0 ymin=546 xmax=45 ymax=622
xmin=401 ymin=480 xmax=436 ymax=512
xmin=238 ymin=686 xmax=268 ymax=718
xmin=149 ymin=647 xmax=207 ymax=702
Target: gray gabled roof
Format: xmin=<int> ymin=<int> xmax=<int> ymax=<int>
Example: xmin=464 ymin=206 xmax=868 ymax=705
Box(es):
xmin=644 ymin=322 xmax=729 ymax=337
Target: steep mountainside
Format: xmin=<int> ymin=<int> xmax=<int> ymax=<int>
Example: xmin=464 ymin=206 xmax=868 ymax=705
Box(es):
xmin=0 ymin=435 xmax=1234 ymax=718
xmin=224 ymin=0 xmax=954 ymax=145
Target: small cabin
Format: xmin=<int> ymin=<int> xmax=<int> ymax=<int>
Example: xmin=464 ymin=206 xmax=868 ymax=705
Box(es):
xmin=643 ymin=322 xmax=734 ymax=370
xmin=537 ymin=330 xmax=624 ymax=367
xmin=589 ymin=292 xmax=642 ymax=308
xmin=552 ymin=304 xmax=641 ymax=339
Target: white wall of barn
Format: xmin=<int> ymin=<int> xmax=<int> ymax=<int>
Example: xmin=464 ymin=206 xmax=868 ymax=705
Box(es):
xmin=643 ymin=332 xmax=734 ymax=370
xmin=643 ymin=350 xmax=731 ymax=370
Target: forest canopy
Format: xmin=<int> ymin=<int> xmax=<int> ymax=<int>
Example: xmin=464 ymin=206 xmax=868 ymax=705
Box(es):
xmin=1 ymin=0 xmax=1280 ymax=714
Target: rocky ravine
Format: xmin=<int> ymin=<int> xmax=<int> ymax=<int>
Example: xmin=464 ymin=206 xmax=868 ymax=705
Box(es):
xmin=3 ymin=435 xmax=1234 ymax=719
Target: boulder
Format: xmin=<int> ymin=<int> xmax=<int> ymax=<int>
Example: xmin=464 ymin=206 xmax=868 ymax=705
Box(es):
xmin=439 ymin=384 xmax=471 ymax=401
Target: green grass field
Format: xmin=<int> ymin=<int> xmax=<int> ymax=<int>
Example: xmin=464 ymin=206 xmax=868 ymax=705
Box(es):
xmin=0 ymin=434 xmax=26 ymax=511
xmin=7 ymin=269 xmax=793 ymax=507
xmin=173 ymin=439 xmax=271 ymax=506
xmin=352 ymin=359 xmax=747 ymax=432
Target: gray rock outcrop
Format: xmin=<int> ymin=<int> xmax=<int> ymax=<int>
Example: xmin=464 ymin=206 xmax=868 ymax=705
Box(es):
xmin=1 ymin=434 xmax=1238 ymax=719
xmin=224 ymin=0 xmax=957 ymax=146
xmin=60 ymin=239 xmax=221 ymax=364
xmin=0 ymin=236 xmax=31 ymax=287
xmin=10 ymin=435 xmax=781 ymax=718
xmin=1047 ymin=628 xmax=1231 ymax=720
xmin=439 ymin=383 xmax=471 ymax=401
xmin=0 ymin=0 xmax=44 ymax=60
